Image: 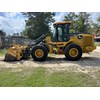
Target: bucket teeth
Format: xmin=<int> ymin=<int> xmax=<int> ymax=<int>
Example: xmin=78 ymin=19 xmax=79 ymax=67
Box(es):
xmin=4 ymin=54 xmax=17 ymax=61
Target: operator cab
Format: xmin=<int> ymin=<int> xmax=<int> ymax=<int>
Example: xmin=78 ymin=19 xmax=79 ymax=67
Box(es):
xmin=52 ymin=21 xmax=72 ymax=42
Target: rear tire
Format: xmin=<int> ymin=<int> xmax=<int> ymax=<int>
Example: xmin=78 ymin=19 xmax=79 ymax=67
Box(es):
xmin=31 ymin=45 xmax=48 ymax=61
xmin=64 ymin=43 xmax=82 ymax=61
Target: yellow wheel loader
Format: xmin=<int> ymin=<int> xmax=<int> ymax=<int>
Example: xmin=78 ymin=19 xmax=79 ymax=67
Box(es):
xmin=4 ymin=21 xmax=96 ymax=61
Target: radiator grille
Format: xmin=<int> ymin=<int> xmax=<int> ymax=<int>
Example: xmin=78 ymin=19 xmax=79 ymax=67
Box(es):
xmin=84 ymin=36 xmax=93 ymax=46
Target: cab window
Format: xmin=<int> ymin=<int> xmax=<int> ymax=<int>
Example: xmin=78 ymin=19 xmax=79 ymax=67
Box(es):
xmin=58 ymin=27 xmax=63 ymax=41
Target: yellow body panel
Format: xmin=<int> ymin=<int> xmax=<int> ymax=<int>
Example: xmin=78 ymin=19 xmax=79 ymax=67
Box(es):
xmin=45 ymin=34 xmax=96 ymax=54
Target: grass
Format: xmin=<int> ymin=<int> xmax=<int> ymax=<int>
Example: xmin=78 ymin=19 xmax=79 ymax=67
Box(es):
xmin=0 ymin=67 xmax=99 ymax=87
xmin=95 ymin=41 xmax=100 ymax=46
xmin=95 ymin=44 xmax=100 ymax=46
xmin=0 ymin=49 xmax=7 ymax=56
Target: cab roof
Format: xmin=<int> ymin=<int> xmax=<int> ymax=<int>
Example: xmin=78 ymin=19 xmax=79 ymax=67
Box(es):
xmin=53 ymin=21 xmax=72 ymax=25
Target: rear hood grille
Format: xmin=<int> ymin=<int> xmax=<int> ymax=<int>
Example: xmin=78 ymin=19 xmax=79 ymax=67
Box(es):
xmin=83 ymin=36 xmax=93 ymax=46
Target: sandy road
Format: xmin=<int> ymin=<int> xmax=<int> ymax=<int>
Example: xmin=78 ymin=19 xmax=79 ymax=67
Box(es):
xmin=0 ymin=47 xmax=100 ymax=73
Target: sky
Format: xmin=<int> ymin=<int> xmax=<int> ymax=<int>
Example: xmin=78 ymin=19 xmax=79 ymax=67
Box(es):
xmin=0 ymin=12 xmax=100 ymax=35
xmin=0 ymin=12 xmax=26 ymax=35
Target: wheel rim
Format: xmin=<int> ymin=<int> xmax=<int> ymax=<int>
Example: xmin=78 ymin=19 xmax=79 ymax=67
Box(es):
xmin=35 ymin=49 xmax=44 ymax=58
xmin=69 ymin=48 xmax=78 ymax=57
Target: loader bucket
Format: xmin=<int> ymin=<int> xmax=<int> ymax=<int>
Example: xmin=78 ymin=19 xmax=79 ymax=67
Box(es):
xmin=4 ymin=54 xmax=17 ymax=61
xmin=4 ymin=45 xmax=23 ymax=61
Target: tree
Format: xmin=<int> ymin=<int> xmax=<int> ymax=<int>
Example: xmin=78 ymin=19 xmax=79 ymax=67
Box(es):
xmin=20 ymin=29 xmax=27 ymax=36
xmin=0 ymin=30 xmax=6 ymax=47
xmin=97 ymin=16 xmax=100 ymax=22
xmin=22 ymin=12 xmax=55 ymax=39
xmin=92 ymin=16 xmax=100 ymax=36
xmin=64 ymin=12 xmax=92 ymax=33
xmin=64 ymin=12 xmax=78 ymax=33
xmin=0 ymin=29 xmax=6 ymax=36
xmin=77 ymin=12 xmax=92 ymax=33
xmin=92 ymin=23 xmax=100 ymax=36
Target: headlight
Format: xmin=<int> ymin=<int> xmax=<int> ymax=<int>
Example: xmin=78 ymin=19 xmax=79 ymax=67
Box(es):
xmin=78 ymin=35 xmax=82 ymax=39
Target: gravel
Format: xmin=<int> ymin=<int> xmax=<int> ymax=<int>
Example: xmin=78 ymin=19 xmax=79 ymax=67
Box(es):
xmin=0 ymin=47 xmax=100 ymax=73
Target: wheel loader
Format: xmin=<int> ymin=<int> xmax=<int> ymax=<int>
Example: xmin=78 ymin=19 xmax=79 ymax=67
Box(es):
xmin=4 ymin=21 xmax=96 ymax=61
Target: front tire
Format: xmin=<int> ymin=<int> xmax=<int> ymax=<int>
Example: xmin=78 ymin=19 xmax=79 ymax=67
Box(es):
xmin=42 ymin=43 xmax=50 ymax=52
xmin=64 ymin=43 xmax=82 ymax=61
xmin=31 ymin=45 xmax=48 ymax=61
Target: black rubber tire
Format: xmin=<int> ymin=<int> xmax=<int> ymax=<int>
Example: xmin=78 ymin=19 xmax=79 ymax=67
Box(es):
xmin=41 ymin=43 xmax=50 ymax=52
xmin=31 ymin=45 xmax=48 ymax=61
xmin=64 ymin=43 xmax=82 ymax=61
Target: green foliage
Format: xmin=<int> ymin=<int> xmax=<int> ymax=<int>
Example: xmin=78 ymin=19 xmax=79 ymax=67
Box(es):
xmin=91 ymin=16 xmax=100 ymax=36
xmin=95 ymin=43 xmax=100 ymax=46
xmin=92 ymin=23 xmax=100 ymax=36
xmin=0 ymin=30 xmax=6 ymax=36
xmin=0 ymin=67 xmax=99 ymax=86
xmin=77 ymin=12 xmax=92 ymax=33
xmin=20 ymin=29 xmax=27 ymax=36
xmin=64 ymin=12 xmax=78 ymax=29
xmin=0 ymin=49 xmax=7 ymax=56
xmin=22 ymin=12 xmax=55 ymax=39
xmin=97 ymin=16 xmax=100 ymax=22
xmin=64 ymin=12 xmax=92 ymax=33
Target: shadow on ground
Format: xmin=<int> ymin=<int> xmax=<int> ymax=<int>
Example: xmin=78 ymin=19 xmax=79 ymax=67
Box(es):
xmin=1 ymin=54 xmax=100 ymax=68
xmin=34 ymin=56 xmax=100 ymax=67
